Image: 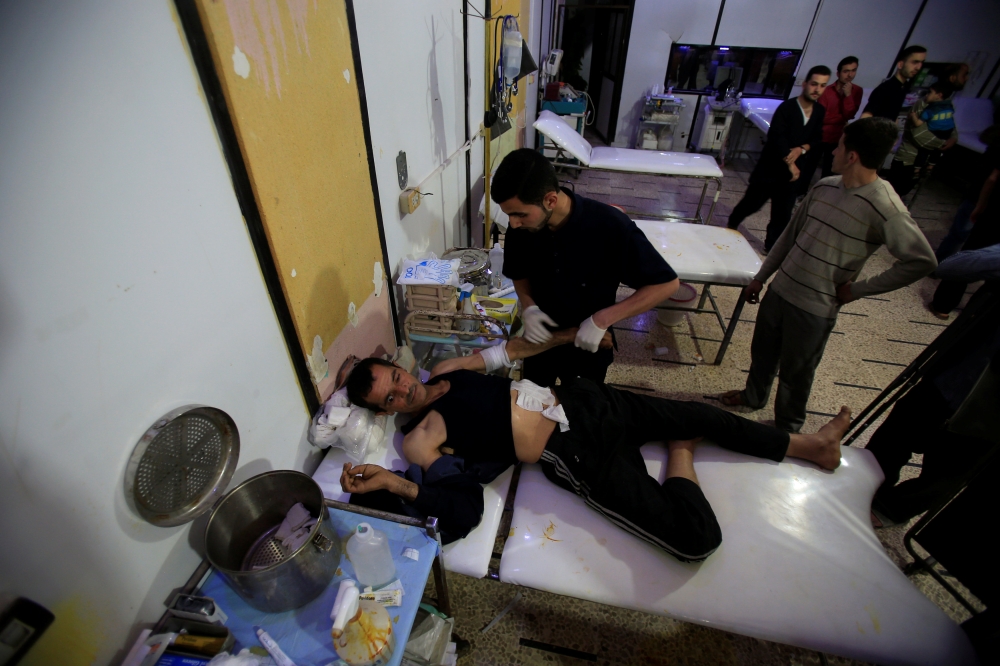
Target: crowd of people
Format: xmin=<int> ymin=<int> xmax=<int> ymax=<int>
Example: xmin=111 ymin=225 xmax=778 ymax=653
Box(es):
xmin=336 ymin=46 xmax=999 ymax=560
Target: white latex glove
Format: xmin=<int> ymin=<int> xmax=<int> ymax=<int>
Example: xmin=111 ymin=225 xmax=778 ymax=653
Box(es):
xmin=522 ymin=305 xmax=557 ymax=344
xmin=575 ymin=316 xmax=607 ymax=353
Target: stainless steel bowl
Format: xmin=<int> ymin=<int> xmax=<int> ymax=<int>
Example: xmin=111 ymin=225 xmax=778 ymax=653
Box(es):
xmin=204 ymin=471 xmax=341 ymax=612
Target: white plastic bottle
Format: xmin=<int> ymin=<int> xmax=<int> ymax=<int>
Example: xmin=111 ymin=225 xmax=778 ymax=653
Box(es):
xmin=346 ymin=523 xmax=396 ymax=587
xmin=488 ymin=242 xmax=505 ymax=290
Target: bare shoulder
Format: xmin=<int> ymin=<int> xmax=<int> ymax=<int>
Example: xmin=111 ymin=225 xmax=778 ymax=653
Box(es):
xmin=410 ymin=409 xmax=447 ymax=439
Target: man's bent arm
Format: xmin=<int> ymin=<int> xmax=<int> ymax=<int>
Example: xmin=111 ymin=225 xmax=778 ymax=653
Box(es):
xmin=512 ymin=278 xmax=536 ymax=309
xmin=429 ymin=328 xmax=612 ymax=377
xmin=850 ymin=212 xmax=937 ymax=298
xmin=592 ymin=279 xmax=679 ymax=329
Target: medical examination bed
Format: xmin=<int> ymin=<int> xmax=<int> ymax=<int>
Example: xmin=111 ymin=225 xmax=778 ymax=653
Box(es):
xmin=313 ymin=429 xmax=976 ymax=665
xmin=635 ymin=219 xmax=760 ymax=364
xmin=726 ymin=97 xmax=781 ymax=162
xmin=533 ymin=110 xmax=724 ymax=224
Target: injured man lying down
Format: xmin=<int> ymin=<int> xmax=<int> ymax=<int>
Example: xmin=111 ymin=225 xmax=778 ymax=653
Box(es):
xmin=342 ymin=331 xmax=850 ymax=563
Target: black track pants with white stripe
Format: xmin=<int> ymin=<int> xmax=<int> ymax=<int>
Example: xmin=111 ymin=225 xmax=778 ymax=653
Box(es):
xmin=545 ymin=379 xmax=790 ymax=562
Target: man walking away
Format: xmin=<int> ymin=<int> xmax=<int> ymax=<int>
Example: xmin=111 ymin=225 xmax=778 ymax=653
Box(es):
xmin=720 ymin=118 xmax=937 ymax=432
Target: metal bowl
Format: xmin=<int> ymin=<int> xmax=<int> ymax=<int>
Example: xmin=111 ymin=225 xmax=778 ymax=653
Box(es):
xmin=124 ymin=405 xmax=240 ymax=527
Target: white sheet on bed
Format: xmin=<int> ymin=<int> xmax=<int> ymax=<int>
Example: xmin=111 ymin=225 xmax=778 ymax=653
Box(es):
xmin=312 ymin=415 xmax=513 ymax=579
xmin=533 ymin=110 xmax=723 ymax=178
xmin=499 ymin=444 xmax=977 ymax=666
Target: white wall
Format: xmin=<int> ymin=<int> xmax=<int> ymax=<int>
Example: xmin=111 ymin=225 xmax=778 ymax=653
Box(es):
xmin=798 ymin=0 xmax=922 ymax=92
xmin=353 ymin=1 xmax=486 ymax=277
xmin=0 ymin=1 xmax=313 ymax=662
xmin=908 ymin=0 xmax=1000 ymax=97
xmin=715 ymin=0 xmax=820 ymax=49
xmin=613 ymin=0 xmax=722 ymax=147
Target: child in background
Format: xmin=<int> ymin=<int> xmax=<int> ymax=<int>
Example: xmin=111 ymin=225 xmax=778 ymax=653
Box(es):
xmin=910 ymin=80 xmax=957 ymax=176
xmin=887 ymin=80 xmax=958 ymax=196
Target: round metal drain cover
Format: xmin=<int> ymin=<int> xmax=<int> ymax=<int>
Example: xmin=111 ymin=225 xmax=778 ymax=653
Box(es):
xmin=125 ymin=405 xmax=239 ymax=527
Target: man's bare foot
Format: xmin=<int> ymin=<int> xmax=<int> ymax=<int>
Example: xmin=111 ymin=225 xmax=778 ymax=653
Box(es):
xmin=786 ymin=406 xmax=851 ymax=470
xmin=718 ymin=390 xmax=747 ymax=407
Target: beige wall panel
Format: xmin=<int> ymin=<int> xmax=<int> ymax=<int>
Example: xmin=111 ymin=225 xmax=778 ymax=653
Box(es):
xmin=195 ymin=0 xmax=394 ymax=396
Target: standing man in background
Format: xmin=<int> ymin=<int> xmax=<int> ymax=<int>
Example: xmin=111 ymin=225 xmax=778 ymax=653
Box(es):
xmin=861 ymin=45 xmax=926 ymax=120
xmin=491 ymin=149 xmax=680 ymax=386
xmin=816 ymin=56 xmax=863 ymax=178
xmin=727 ymin=65 xmax=830 ymax=253
xmin=719 ymin=118 xmax=937 ymax=432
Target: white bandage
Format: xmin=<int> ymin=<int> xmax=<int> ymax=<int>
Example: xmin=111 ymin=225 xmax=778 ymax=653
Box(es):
xmin=480 ymin=341 xmax=515 ymax=373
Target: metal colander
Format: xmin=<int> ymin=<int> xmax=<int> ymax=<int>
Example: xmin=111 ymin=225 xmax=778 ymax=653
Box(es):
xmin=125 ymin=405 xmax=239 ymax=527
xmin=241 ymin=525 xmax=289 ymax=570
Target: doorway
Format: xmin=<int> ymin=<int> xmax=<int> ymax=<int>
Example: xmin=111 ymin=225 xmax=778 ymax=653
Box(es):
xmin=552 ymin=1 xmax=634 ymax=144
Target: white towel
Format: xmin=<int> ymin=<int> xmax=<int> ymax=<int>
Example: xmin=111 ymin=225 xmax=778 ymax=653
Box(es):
xmin=510 ymin=379 xmax=571 ymax=432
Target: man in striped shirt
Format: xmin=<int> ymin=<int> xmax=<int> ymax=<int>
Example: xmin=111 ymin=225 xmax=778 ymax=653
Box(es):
xmin=720 ymin=117 xmax=937 ymax=432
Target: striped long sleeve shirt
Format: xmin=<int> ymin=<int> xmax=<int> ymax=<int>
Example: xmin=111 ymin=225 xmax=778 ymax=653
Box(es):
xmin=755 ymin=176 xmax=937 ymax=319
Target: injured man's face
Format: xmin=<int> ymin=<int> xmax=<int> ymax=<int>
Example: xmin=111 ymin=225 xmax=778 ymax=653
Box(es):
xmin=363 ymin=363 xmax=429 ymax=414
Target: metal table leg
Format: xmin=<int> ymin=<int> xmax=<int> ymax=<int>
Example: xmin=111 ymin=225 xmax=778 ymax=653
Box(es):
xmin=695 ymin=180 xmax=709 ymax=224
xmin=714 ymin=289 xmax=747 ymax=365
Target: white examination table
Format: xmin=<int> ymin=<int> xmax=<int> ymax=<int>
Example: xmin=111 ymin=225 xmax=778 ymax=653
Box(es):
xmin=727 ymin=97 xmax=781 ymax=161
xmin=533 ymin=110 xmax=724 ymax=224
xmin=312 ymin=414 xmax=514 ymax=580
xmin=635 ymin=219 xmax=761 ymax=364
xmin=500 ymin=444 xmax=978 ymax=665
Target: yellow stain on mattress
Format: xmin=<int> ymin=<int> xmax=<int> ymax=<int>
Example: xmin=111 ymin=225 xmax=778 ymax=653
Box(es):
xmin=864 ymin=603 xmax=882 ymax=634
xmin=21 ymin=596 xmax=103 ymax=666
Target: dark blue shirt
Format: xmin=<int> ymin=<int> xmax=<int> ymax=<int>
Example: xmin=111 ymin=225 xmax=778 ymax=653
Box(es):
xmin=502 ymin=189 xmax=677 ymax=328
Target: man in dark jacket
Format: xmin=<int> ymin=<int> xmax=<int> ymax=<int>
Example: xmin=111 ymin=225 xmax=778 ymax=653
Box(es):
xmin=727 ymin=66 xmax=830 ymax=252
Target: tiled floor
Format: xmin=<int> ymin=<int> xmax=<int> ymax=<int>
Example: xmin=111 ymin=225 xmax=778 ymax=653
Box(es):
xmin=431 ymin=150 xmax=983 ymax=665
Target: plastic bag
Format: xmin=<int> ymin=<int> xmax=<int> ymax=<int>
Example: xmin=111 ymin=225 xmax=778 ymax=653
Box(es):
xmin=403 ymin=609 xmax=454 ymax=666
xmin=308 ymin=387 xmax=387 ymax=461
xmin=335 ymin=407 xmax=387 ymax=462
xmin=397 ymin=258 xmax=461 ymax=287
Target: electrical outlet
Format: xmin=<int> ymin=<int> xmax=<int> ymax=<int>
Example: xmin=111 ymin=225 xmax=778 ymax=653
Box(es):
xmin=399 ymin=188 xmax=421 ymax=216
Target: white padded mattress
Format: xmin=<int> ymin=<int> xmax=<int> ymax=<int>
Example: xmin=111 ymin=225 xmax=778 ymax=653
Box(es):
xmin=499 ymin=444 xmax=976 ymax=665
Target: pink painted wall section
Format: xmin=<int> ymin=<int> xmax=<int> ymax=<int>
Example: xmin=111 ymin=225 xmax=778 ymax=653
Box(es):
xmin=317 ymin=279 xmax=396 ymax=400
xmin=221 ymin=0 xmax=316 ymax=97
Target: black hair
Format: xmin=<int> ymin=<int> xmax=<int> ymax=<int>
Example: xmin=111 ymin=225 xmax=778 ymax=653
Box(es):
xmin=837 ymin=56 xmax=859 ymax=72
xmin=929 ymin=80 xmax=955 ymax=97
xmin=345 ymin=357 xmax=396 ymax=411
xmin=842 ymin=117 xmax=899 ymax=169
xmin=805 ymin=65 xmax=832 ymax=81
xmin=898 ymin=45 xmax=927 ymax=65
xmin=490 ymin=148 xmax=561 ymax=206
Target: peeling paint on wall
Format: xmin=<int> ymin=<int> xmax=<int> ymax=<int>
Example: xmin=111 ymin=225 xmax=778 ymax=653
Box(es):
xmin=347 ymin=301 xmax=359 ymax=328
xmin=342 ymin=68 xmax=350 ymax=83
xmin=232 ymin=45 xmax=251 ymax=78
xmin=373 ymin=261 xmax=383 ymax=297
xmin=308 ymin=334 xmax=329 ymax=384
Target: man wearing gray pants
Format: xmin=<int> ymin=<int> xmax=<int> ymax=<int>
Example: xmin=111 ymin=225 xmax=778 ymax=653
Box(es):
xmin=720 ymin=117 xmax=937 ymax=432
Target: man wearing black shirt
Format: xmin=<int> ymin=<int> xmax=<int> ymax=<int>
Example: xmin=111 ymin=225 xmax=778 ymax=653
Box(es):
xmin=727 ymin=66 xmax=830 ymax=252
xmin=490 ymin=148 xmax=680 ymax=386
xmin=861 ymin=45 xmax=926 ymax=121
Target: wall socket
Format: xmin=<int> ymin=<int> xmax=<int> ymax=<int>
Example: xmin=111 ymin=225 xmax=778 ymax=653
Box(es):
xmin=399 ymin=188 xmax=421 ymax=216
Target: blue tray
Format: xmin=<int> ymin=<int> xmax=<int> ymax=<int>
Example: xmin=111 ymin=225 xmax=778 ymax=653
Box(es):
xmin=199 ymin=512 xmax=438 ymax=666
